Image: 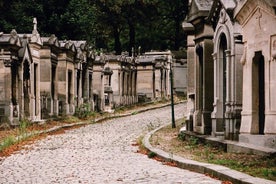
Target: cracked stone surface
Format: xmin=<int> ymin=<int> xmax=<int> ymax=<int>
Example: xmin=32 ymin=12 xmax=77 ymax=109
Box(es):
xmin=0 ymin=103 xmax=221 ymax=184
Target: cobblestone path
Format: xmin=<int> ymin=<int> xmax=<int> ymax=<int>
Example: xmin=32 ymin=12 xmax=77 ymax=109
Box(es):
xmin=0 ymin=103 xmax=221 ymax=184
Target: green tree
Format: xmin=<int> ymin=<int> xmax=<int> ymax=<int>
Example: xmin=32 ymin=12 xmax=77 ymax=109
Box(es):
xmin=0 ymin=0 xmax=188 ymax=52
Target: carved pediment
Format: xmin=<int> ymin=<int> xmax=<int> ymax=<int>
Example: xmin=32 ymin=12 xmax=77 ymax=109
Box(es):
xmin=187 ymin=0 xmax=213 ymax=23
xmin=235 ymin=0 xmax=275 ymax=26
xmin=19 ymin=42 xmax=33 ymax=64
xmin=9 ymin=29 xmax=21 ymax=47
xmin=61 ymin=40 xmax=77 ymax=53
xmin=48 ymin=34 xmax=60 ymax=47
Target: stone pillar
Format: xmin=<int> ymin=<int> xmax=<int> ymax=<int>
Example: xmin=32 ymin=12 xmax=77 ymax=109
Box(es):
xmin=202 ymin=39 xmax=214 ymax=135
xmin=53 ymin=68 xmax=58 ymax=116
xmin=193 ymin=39 xmax=213 ymax=135
xmin=83 ymin=69 xmax=89 ymax=103
xmin=79 ymin=70 xmax=82 ymax=105
xmin=211 ymin=51 xmax=225 ymax=138
xmin=264 ymin=59 xmax=276 ymax=135
xmin=193 ymin=43 xmax=203 ymax=134
xmin=224 ymin=49 xmax=232 ymax=139
xmin=29 ymin=63 xmax=35 ymax=120
xmin=74 ymin=68 xmax=78 ymax=107
xmin=185 ymin=35 xmax=195 ymax=131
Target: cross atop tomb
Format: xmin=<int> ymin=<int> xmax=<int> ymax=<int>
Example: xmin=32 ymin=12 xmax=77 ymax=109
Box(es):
xmin=33 ymin=18 xmax=37 ymax=31
xmin=32 ymin=17 xmax=38 ymax=34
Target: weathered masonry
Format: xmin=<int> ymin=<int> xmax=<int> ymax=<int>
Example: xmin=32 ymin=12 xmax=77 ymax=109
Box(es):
xmin=0 ymin=19 xmax=187 ymax=125
xmin=235 ymin=0 xmax=276 ymax=149
xmin=0 ymin=30 xmax=22 ymax=125
xmin=183 ymin=0 xmax=276 ymax=149
xmin=183 ymin=0 xmax=214 ymax=135
xmin=136 ymin=51 xmax=172 ymax=102
xmin=209 ymin=0 xmax=243 ymax=141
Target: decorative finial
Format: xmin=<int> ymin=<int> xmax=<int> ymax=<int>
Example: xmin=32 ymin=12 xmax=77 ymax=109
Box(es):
xmin=32 ymin=17 xmax=39 ymax=35
xmin=33 ymin=17 xmax=37 ymax=31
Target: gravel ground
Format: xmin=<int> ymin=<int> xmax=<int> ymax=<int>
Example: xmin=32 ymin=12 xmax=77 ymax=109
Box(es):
xmin=0 ymin=103 xmax=221 ymax=184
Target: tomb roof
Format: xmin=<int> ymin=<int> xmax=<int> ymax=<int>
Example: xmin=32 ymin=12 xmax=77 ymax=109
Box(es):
xmin=187 ymin=0 xmax=214 ymax=23
xmin=42 ymin=35 xmax=60 ymax=47
xmin=0 ymin=30 xmax=22 ymax=48
xmin=59 ymin=40 xmax=77 ymax=53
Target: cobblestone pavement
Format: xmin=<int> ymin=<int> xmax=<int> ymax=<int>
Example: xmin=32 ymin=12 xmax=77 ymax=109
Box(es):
xmin=0 ymin=103 xmax=221 ymax=184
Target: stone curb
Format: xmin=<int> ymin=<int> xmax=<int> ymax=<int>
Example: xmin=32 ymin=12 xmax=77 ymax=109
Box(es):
xmin=143 ymin=124 xmax=276 ymax=184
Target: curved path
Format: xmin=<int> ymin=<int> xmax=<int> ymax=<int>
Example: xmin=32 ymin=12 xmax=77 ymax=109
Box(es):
xmin=0 ymin=103 xmax=221 ymax=183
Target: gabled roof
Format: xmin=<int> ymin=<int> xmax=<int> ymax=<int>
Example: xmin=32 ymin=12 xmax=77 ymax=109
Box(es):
xmin=220 ymin=0 xmax=236 ymax=11
xmin=42 ymin=35 xmax=60 ymax=48
xmin=135 ymin=55 xmax=155 ymax=64
xmin=59 ymin=40 xmax=77 ymax=53
xmin=207 ymin=0 xmax=237 ymax=30
xmin=72 ymin=41 xmax=88 ymax=51
xmin=18 ymin=37 xmax=33 ymax=63
xmin=0 ymin=29 xmax=22 ymax=48
xmin=187 ymin=0 xmax=214 ymax=23
xmin=235 ymin=0 xmax=276 ymax=25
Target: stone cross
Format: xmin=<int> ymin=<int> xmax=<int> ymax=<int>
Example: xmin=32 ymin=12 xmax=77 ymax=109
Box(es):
xmin=256 ymin=9 xmax=262 ymax=29
xmin=33 ymin=17 xmax=37 ymax=31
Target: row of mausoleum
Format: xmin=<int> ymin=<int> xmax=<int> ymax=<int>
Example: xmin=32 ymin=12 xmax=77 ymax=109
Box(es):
xmin=183 ymin=0 xmax=276 ymax=149
xmin=0 ymin=19 xmax=187 ymax=125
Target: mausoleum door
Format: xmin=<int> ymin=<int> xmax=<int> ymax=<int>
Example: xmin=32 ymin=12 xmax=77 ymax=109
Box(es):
xmin=11 ymin=64 xmax=18 ymax=106
xmin=68 ymin=70 xmax=72 ymax=105
xmin=219 ymin=34 xmax=227 ymax=125
xmin=253 ymin=52 xmax=265 ymax=134
xmin=23 ymin=60 xmax=30 ymax=117
xmin=11 ymin=63 xmax=19 ymax=118
xmin=76 ymin=70 xmax=80 ymax=107
xmin=89 ymin=73 xmax=92 ymax=100
xmin=34 ymin=63 xmax=38 ymax=116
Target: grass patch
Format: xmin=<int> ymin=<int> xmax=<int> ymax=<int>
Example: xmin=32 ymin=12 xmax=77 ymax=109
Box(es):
xmin=150 ymin=119 xmax=276 ymax=181
xmin=148 ymin=151 xmax=157 ymax=158
xmin=0 ymin=135 xmax=16 ymax=151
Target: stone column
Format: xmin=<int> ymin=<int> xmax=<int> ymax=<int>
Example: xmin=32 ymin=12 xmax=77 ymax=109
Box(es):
xmin=202 ymin=39 xmax=214 ymax=135
xmin=185 ymin=35 xmax=196 ymax=131
xmin=79 ymin=70 xmax=82 ymax=105
xmin=264 ymin=60 xmax=276 ymax=135
xmin=74 ymin=68 xmax=78 ymax=107
xmin=240 ymin=49 xmax=254 ymax=134
xmin=224 ymin=49 xmax=232 ymax=139
xmin=211 ymin=52 xmax=220 ymax=137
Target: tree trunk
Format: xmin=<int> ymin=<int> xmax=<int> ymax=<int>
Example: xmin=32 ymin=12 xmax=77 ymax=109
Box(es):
xmin=128 ymin=21 xmax=135 ymax=56
xmin=113 ymin=25 xmax=122 ymax=55
xmin=174 ymin=18 xmax=181 ymax=50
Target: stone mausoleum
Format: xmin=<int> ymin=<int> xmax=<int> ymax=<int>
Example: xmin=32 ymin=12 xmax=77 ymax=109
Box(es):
xmin=183 ymin=0 xmax=276 ymax=149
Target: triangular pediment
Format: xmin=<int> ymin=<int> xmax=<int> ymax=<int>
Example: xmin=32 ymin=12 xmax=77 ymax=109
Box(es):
xmin=48 ymin=35 xmax=60 ymax=47
xmin=235 ymin=0 xmax=275 ymax=26
xmin=19 ymin=41 xmax=33 ymax=64
xmin=188 ymin=0 xmax=214 ymax=23
xmin=30 ymin=33 xmax=43 ymax=46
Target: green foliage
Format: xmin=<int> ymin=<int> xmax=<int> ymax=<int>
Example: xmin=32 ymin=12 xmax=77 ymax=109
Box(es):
xmin=189 ymin=136 xmax=199 ymax=146
xmin=148 ymin=151 xmax=157 ymax=158
xmin=0 ymin=135 xmax=16 ymax=151
xmin=131 ymin=111 xmax=138 ymax=115
xmin=178 ymin=131 xmax=185 ymax=141
xmin=203 ymin=144 xmax=215 ymax=161
xmin=74 ymin=103 xmax=95 ymax=119
xmin=19 ymin=119 xmax=30 ymax=134
xmin=262 ymin=169 xmax=276 ymax=177
xmin=0 ymin=0 xmax=188 ymax=53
